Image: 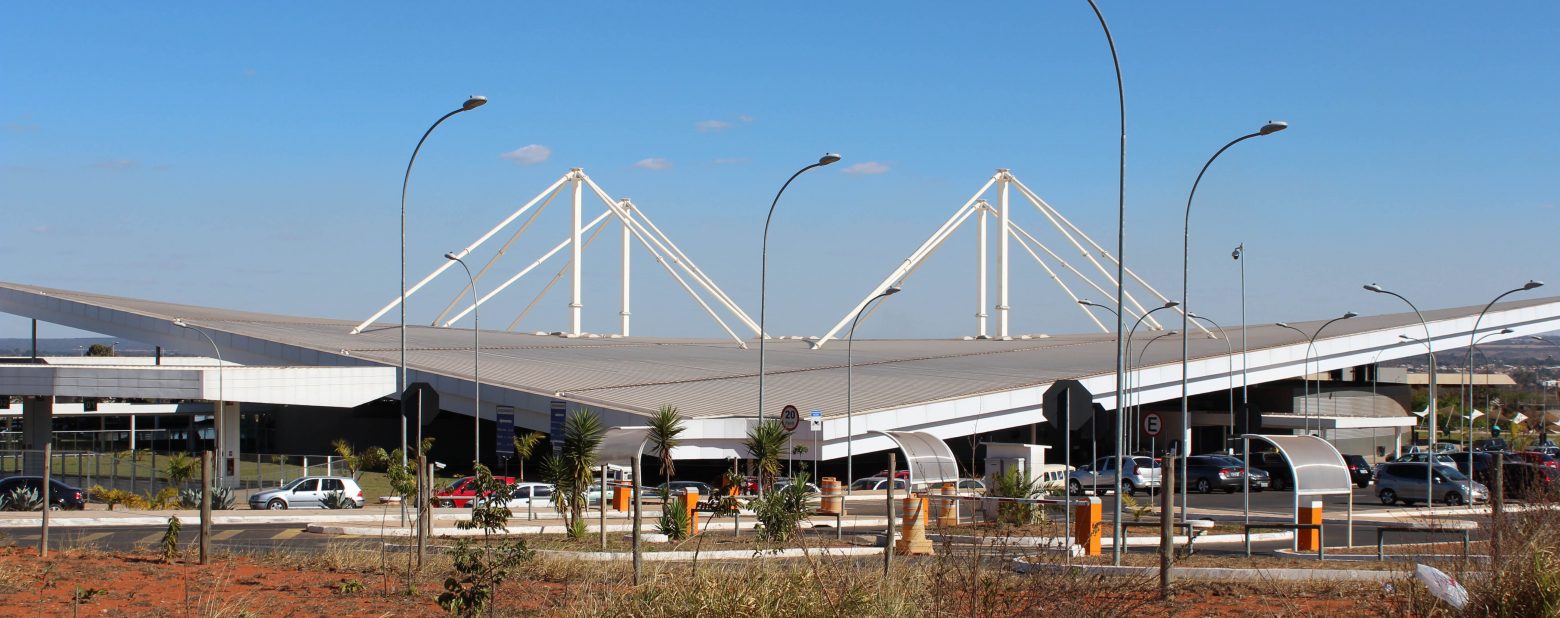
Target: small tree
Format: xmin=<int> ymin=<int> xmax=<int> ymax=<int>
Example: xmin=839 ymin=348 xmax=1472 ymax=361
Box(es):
xmin=749 ymin=471 xmax=814 ymax=543
xmin=163 ymin=452 xmax=198 ymax=487
xmin=647 ymin=405 xmax=686 ymax=505
xmin=512 ymin=433 xmax=543 ymax=481
xmin=541 ymin=410 xmax=604 ymax=535
xmin=86 ymin=343 xmax=115 ymax=357
xmin=437 ymin=464 xmax=534 ymax=617
xmin=744 ymin=421 xmax=788 ymax=492
xmin=331 ymin=439 xmax=362 ymax=479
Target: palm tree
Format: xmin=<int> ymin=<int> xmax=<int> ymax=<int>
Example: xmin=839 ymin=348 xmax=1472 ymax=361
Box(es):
xmin=512 ymin=432 xmax=544 ymax=481
xmin=550 ymin=409 xmax=604 ymax=532
xmin=647 ymin=405 xmax=686 ymax=503
xmin=744 ymin=420 xmax=788 ymax=492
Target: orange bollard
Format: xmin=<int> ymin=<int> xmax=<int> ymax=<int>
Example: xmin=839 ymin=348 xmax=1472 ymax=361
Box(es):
xmin=819 ymin=477 xmax=843 ymax=515
xmin=895 ymin=495 xmax=934 ymax=555
xmin=936 ymin=483 xmax=959 ymax=527
xmin=683 ymin=489 xmax=701 ymax=533
xmin=613 ymin=485 xmax=632 ymax=512
xmin=1297 ymin=500 xmax=1322 ymax=551
xmin=1073 ymin=497 xmax=1102 ymax=556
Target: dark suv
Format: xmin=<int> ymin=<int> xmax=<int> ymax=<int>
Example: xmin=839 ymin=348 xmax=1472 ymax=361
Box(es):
xmin=1342 ymin=454 xmax=1373 ymax=489
xmin=0 ymin=476 xmax=87 ymax=510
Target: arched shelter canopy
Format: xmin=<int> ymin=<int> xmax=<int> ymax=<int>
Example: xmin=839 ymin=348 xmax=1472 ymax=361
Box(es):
xmin=870 ymin=430 xmax=960 ymax=486
xmin=1241 ymin=434 xmax=1355 ymax=548
xmin=598 ymin=426 xmax=652 ymax=464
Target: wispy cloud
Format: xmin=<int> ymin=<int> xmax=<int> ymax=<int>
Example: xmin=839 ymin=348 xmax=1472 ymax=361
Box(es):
xmin=634 ymin=157 xmax=673 ymax=170
xmin=737 ymin=114 xmax=754 ymax=123
xmin=500 ymin=144 xmax=551 ymax=166
xmin=242 ymin=68 xmax=257 ymax=77
xmin=712 ymin=157 xmax=749 ymax=165
xmin=695 ymin=119 xmax=732 ymax=133
xmin=31 ymin=225 xmax=48 ymax=234
xmin=841 ymin=161 xmax=890 ymax=175
xmin=93 ymin=159 xmax=139 ymax=171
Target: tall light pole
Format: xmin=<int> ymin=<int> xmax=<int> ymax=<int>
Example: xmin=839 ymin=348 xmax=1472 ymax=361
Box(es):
xmin=1188 ymin=314 xmax=1235 ymax=449
xmin=1116 ymin=300 xmax=1177 ymax=558
xmin=1465 ymin=328 xmax=1516 ymax=452
xmin=1366 ymin=283 xmax=1436 ymax=510
xmin=1080 ymin=0 xmax=1129 ymax=566
xmin=174 ymin=320 xmax=223 ymax=483
xmin=1463 ymin=282 xmax=1543 ymax=448
xmin=1276 ymin=311 xmax=1357 ymax=433
xmin=846 ymin=287 xmax=901 ymax=494
xmin=1233 ymin=245 xmax=1248 ymax=436
xmin=1180 ymin=121 xmax=1287 ymax=523
xmin=399 ymin=96 xmax=487 ymax=478
xmin=445 ymin=253 xmax=481 ymax=469
xmin=757 ymin=154 xmax=840 ymax=490
xmin=1078 ymin=299 xmax=1120 ymax=465
xmin=1132 ymin=330 xmax=1179 ymax=455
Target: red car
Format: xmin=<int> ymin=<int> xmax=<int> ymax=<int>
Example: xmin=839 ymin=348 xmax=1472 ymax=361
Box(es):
xmin=1516 ymin=451 xmax=1560 ymax=470
xmin=434 ymin=475 xmax=518 ymax=508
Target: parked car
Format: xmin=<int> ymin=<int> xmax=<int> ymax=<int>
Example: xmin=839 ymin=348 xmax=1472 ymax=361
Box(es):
xmin=848 ymin=477 xmax=907 ymax=492
xmin=1531 ymin=444 xmax=1560 ymax=459
xmin=1496 ymin=462 xmax=1559 ymax=500
xmin=1250 ymin=451 xmax=1296 ymax=491
xmin=1515 ymin=451 xmax=1560 ymax=470
xmin=954 ymin=478 xmax=987 ymax=494
xmin=1374 ymin=462 xmax=1488 ymax=506
xmin=1180 ymin=455 xmax=1249 ymax=494
xmin=1405 ymin=443 xmax=1459 ymax=455
xmin=771 ymin=478 xmax=821 ymax=494
xmin=1342 ymin=454 xmax=1374 ymax=489
xmin=435 ymin=475 xmax=519 ymax=508
xmin=1472 ymin=438 xmax=1509 ymax=452
xmin=1392 ymin=452 xmax=1457 ymax=466
xmin=1448 ymin=451 xmax=1510 ymax=488
xmin=248 ymin=476 xmax=364 ymax=510
xmin=644 ymin=481 xmax=715 ymax=499
xmin=1068 ymin=456 xmax=1161 ymax=496
xmin=1204 ymin=455 xmax=1271 ymax=491
xmin=471 ymin=482 xmax=554 ymax=509
xmin=0 ymin=476 xmax=86 ymax=510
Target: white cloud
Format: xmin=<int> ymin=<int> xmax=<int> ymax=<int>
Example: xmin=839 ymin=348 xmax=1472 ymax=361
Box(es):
xmin=737 ymin=114 xmax=754 ymax=123
xmin=634 ymin=158 xmax=673 ymax=170
xmin=695 ymin=119 xmax=732 ymax=133
xmin=841 ymin=161 xmax=890 ymax=175
xmin=31 ymin=225 xmax=48 ymax=234
xmin=93 ymin=159 xmax=139 ymax=171
xmin=242 ymin=68 xmax=257 ymax=77
xmin=500 ymin=144 xmax=551 ymax=166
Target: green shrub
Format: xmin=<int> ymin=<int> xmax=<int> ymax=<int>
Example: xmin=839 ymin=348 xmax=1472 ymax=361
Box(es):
xmin=177 ymin=486 xmax=235 ymax=510
xmin=990 ymin=467 xmax=1045 ymax=526
xmin=321 ymin=490 xmax=355 ymax=510
xmin=1 ymin=486 xmax=41 ymax=511
xmin=748 ymin=472 xmax=813 ymax=543
xmin=657 ymin=504 xmax=691 ymax=541
xmin=161 ymin=516 xmax=181 ymax=563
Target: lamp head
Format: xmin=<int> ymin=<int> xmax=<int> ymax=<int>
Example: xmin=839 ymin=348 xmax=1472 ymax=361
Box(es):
xmin=444 ymin=252 xmax=461 ymax=261
xmin=1524 ymin=280 xmax=1545 ymax=290
xmin=818 ymin=153 xmax=842 ymax=166
xmin=173 ymin=319 xmax=188 ymax=328
xmin=462 ymin=96 xmax=488 ymax=111
xmin=1259 ymin=121 xmax=1288 ymax=135
xmin=1398 ymin=334 xmax=1413 ymax=341
xmin=1276 ymin=322 xmax=1290 ymax=328
xmin=1364 ymin=283 xmax=1386 ymax=294
xmin=1342 ymin=311 xmax=1359 ymax=319
xmin=1500 ymin=328 xmax=1515 ymax=334
xmin=884 ymin=287 xmax=902 ymax=296
xmin=1163 ymin=301 xmax=1180 ymax=308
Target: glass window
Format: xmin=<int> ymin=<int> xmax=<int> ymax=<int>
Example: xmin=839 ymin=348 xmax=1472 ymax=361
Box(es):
xmin=294 ymin=479 xmax=318 ymax=492
xmin=532 ymin=486 xmax=553 ymax=498
xmin=322 ymin=479 xmax=345 ymax=492
xmin=281 ymin=477 xmax=307 ymax=491
xmin=1435 ymin=466 xmax=1469 ymax=481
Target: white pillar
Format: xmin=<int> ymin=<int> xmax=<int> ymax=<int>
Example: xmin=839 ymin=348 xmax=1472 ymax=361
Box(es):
xmin=129 ymin=414 xmax=136 ymax=451
xmin=620 ymin=199 xmax=632 ymax=337
xmin=976 ymin=200 xmax=989 ymax=338
xmin=570 ymin=170 xmax=584 ymax=337
xmin=996 ymin=170 xmax=1011 ymax=339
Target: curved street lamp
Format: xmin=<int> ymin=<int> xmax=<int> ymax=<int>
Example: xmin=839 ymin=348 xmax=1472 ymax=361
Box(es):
xmin=1180 ymin=121 xmax=1287 ymax=522
xmin=445 ymin=253 xmax=481 ymax=469
xmin=1465 ymin=328 xmax=1516 ymax=452
xmin=1462 ymin=282 xmax=1542 ymax=444
xmin=1131 ymin=330 xmax=1179 ymax=455
xmin=1116 ymin=300 xmax=1177 ymax=554
xmin=846 ymin=286 xmax=901 ymax=495
xmin=1275 ymin=311 xmax=1357 ymax=434
xmin=1187 ymin=314 xmax=1236 ymax=448
xmin=173 ymin=320 xmax=224 ymax=482
xmin=756 ymin=153 xmax=840 ymax=498
xmin=399 ymin=96 xmax=487 ymax=479
xmin=1367 ymin=283 xmax=1438 ymax=509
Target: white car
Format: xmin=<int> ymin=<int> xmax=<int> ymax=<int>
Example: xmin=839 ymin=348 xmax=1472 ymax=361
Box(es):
xmin=248 ymin=476 xmax=364 ymax=509
xmin=471 ymin=482 xmax=555 ymax=509
xmin=848 ymin=477 xmax=907 ymax=491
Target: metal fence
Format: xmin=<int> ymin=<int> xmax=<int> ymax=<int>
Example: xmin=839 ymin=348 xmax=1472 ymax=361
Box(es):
xmin=0 ymin=449 xmax=346 ymax=498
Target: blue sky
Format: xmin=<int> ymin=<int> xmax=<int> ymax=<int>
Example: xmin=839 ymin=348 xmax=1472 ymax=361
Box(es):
xmin=2 ymin=3 xmax=1556 ymax=342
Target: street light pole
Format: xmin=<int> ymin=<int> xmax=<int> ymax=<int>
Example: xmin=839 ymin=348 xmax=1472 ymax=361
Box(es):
xmin=847 ymin=287 xmax=902 ymax=494
xmin=1181 ymin=121 xmax=1287 ymax=523
xmin=174 ymin=320 xmax=223 ymax=485
xmin=1367 ymin=283 xmax=1436 ymax=511
xmin=446 ymin=253 xmax=481 ymax=469
xmin=399 ymin=96 xmax=487 ymax=485
xmin=1116 ymin=301 xmax=1177 ymax=560
xmin=1188 ymin=314 xmax=1235 ymax=449
xmin=1133 ymin=330 xmax=1179 ymax=455
xmin=1079 ymin=299 xmax=1121 ymax=466
xmin=1462 ymin=282 xmax=1543 ymax=450
xmin=757 ymin=153 xmax=840 ymax=499
xmin=1233 ymin=245 xmax=1248 ymax=435
xmin=1464 ymin=329 xmax=1516 ymax=452
xmin=1276 ymin=312 xmax=1357 ymax=434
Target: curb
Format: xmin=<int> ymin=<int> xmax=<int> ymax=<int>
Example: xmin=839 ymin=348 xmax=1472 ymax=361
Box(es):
xmin=931 ymin=531 xmax=1295 ymax=548
xmin=1011 ymin=558 xmax=1407 ymax=581
xmin=534 ymin=546 xmax=883 ymax=562
xmin=309 ymin=516 xmax=893 ymax=537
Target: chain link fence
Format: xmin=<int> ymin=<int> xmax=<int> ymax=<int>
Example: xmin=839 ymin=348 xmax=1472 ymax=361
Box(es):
xmin=0 ymin=448 xmax=347 ymax=501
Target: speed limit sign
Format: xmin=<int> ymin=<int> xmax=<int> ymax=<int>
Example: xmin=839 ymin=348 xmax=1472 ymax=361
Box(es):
xmin=780 ymin=405 xmax=800 ymax=432
xmin=1142 ymin=412 xmax=1162 ymax=437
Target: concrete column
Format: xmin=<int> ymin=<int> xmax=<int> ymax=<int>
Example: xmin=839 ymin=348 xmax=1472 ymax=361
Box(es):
xmin=218 ymin=402 xmax=241 ymax=488
xmin=21 ymin=397 xmax=53 ymax=475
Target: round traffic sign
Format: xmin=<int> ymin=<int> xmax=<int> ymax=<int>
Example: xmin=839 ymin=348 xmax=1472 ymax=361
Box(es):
xmin=1142 ymin=412 xmax=1162 ymax=437
xmin=780 ymin=405 xmax=800 ymax=432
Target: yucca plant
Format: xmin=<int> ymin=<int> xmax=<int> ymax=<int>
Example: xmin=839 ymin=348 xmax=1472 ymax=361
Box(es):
xmin=657 ymin=504 xmax=691 ymax=541
xmin=540 ymin=409 xmax=604 ymax=535
xmin=647 ymin=405 xmax=686 ymax=506
xmin=744 ymin=420 xmax=788 ymax=492
xmin=1 ymin=486 xmax=41 ymax=511
xmin=321 ymin=490 xmax=356 ymax=510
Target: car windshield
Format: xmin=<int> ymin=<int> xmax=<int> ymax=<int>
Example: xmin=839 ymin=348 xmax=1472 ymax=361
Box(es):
xmin=280 ymin=477 xmax=309 ymax=491
xmin=1435 ymin=466 xmax=1469 ymax=481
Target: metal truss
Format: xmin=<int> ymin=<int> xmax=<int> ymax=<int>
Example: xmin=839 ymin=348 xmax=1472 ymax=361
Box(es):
xmin=351 ymin=168 xmax=759 ymax=347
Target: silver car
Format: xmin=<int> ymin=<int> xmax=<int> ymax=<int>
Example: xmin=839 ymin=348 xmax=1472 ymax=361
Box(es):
xmin=1374 ymin=462 xmax=1488 ymax=507
xmin=248 ymin=476 xmax=364 ymax=510
xmin=1068 ymin=456 xmax=1161 ymax=496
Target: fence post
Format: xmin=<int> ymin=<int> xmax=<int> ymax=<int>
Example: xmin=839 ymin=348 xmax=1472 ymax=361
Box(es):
xmin=884 ymin=452 xmax=896 ymax=575
xmin=1160 ymin=455 xmax=1174 ymax=599
xmin=200 ymin=451 xmax=212 ymax=565
xmin=40 ymin=444 xmax=51 ymax=558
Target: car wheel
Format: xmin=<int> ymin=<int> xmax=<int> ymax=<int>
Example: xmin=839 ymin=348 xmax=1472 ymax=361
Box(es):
xmin=1445 ymin=492 xmax=1464 ymax=507
xmin=1196 ymin=479 xmax=1211 ymax=494
xmin=47 ymin=503 xmax=62 ymax=512
xmin=1357 ymin=481 xmax=1370 ymax=489
xmin=1379 ymin=489 xmax=1397 ymax=506
xmin=267 ymin=498 xmax=287 ymax=510
xmin=1120 ymin=480 xmax=1137 ymax=496
xmin=1273 ymin=477 xmax=1286 ymax=491
xmin=1068 ymin=480 xmax=1083 ymax=495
